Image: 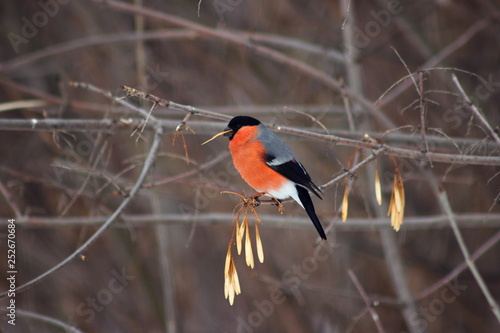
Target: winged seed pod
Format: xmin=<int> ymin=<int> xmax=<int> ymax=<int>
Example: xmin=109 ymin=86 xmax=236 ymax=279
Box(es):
xmin=224 ymin=246 xmax=241 ymax=305
xmin=222 ymin=192 xmax=269 ymax=305
xmin=244 ymin=219 xmax=255 ymax=269
xmin=342 ymin=184 xmax=349 ymax=222
xmin=375 ymin=159 xmax=382 ymax=206
xmin=236 ymin=214 xmax=245 ymax=255
xmin=255 ymin=222 xmax=264 ymax=264
xmin=387 ymin=169 xmax=405 ymax=231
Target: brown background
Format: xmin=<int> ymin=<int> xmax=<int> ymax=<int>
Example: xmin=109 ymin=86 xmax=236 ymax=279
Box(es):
xmin=0 ymin=0 xmax=499 ymax=332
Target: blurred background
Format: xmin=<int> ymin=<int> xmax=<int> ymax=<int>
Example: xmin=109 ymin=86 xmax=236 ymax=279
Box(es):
xmin=0 ymin=0 xmax=499 ymax=332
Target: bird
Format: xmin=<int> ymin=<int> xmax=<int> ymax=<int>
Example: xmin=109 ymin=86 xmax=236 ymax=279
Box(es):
xmin=203 ymin=116 xmax=327 ymax=240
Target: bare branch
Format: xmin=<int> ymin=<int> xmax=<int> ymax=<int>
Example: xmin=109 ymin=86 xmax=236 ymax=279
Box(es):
xmin=379 ymin=19 xmax=491 ymax=106
xmin=97 ymin=0 xmax=395 ymax=128
xmin=417 ymin=229 xmax=500 ymax=300
xmin=0 ymin=124 xmax=164 ymax=298
xmin=438 ymin=187 xmax=500 ymax=324
xmin=0 ymin=179 xmax=22 ymax=219
xmin=451 ymin=73 xmax=500 ymax=144
xmin=348 ymin=269 xmax=386 ymax=333
xmin=12 ymin=309 xmax=83 ymax=333
xmin=380 ymin=229 xmax=426 ymax=333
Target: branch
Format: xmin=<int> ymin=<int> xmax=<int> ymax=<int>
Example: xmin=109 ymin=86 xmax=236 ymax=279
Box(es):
xmin=0 ymin=28 xmax=345 ymax=74
xmin=322 ymin=147 xmax=383 ymax=190
xmin=348 ymin=269 xmax=386 ymax=333
xmin=0 ymin=30 xmax=196 ymax=73
xmin=1 ymin=213 xmax=499 ymax=229
xmin=274 ymin=125 xmax=500 ymax=166
xmin=92 ymin=0 xmax=395 ymax=128
xmin=118 ymin=87 xmax=500 ymax=166
xmin=121 ymin=85 xmax=229 ymax=121
xmin=0 ymin=124 xmax=163 ymax=298
xmin=451 ymin=74 xmax=500 ymax=144
xmin=438 ymin=187 xmax=500 ymax=324
xmin=12 ymin=309 xmax=83 ymax=333
xmin=245 ymin=32 xmax=345 ymax=63
xmin=417 ymin=229 xmax=500 ymax=300
xmin=1 ymin=118 xmax=499 ymax=167
xmin=141 ymin=151 xmax=229 ymax=188
xmin=378 ymin=19 xmax=490 ymax=106
xmin=0 ymin=179 xmax=22 ymax=218
xmin=380 ymin=229 xmax=425 ymax=333
xmin=0 ymin=118 xmax=498 ymax=155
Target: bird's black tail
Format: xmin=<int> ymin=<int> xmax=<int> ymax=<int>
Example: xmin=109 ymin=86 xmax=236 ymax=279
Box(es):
xmin=296 ymin=186 xmax=327 ymax=240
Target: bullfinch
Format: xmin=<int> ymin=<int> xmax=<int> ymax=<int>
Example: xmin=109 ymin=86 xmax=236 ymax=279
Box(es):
xmin=204 ymin=116 xmax=327 ymax=240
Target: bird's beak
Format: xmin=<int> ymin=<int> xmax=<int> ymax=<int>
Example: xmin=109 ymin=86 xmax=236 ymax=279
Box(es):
xmin=201 ymin=129 xmax=233 ymax=145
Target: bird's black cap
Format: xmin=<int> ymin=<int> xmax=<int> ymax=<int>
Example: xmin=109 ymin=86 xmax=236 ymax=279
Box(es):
xmin=224 ymin=116 xmax=261 ymax=140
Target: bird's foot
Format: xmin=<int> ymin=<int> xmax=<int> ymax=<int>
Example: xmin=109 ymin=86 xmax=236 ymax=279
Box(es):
xmin=250 ymin=192 xmax=284 ymax=214
xmin=250 ymin=192 xmax=266 ymax=207
xmin=275 ymin=199 xmax=285 ymax=214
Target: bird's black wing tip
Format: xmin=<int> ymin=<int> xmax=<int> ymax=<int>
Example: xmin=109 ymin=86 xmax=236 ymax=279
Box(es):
xmin=317 ymin=227 xmax=327 ymax=240
xmin=296 ymin=185 xmax=327 ymax=240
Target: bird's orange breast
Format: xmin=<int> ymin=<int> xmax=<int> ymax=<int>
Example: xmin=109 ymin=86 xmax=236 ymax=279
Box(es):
xmin=229 ymin=126 xmax=287 ymax=192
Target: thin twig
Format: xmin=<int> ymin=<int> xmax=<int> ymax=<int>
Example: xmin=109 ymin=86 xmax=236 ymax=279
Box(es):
xmin=321 ymin=147 xmax=384 ymax=190
xmin=59 ymin=134 xmax=108 ymax=216
xmin=245 ymin=32 xmax=345 ymax=63
xmin=0 ymin=29 xmax=345 ymax=73
xmin=122 ymin=85 xmax=229 ymax=121
xmin=390 ymin=48 xmax=431 ymax=161
xmin=52 ymin=160 xmax=129 ymax=195
xmin=141 ymin=150 xmax=229 ymax=188
xmin=0 ymin=124 xmax=164 ymax=298
xmin=71 ymin=81 xmax=152 ymax=119
xmin=417 ymin=229 xmax=500 ymax=300
xmin=150 ymin=193 xmax=178 ymax=333
xmin=340 ymin=0 xmax=363 ymax=124
xmin=137 ymin=102 xmax=157 ymax=138
xmin=378 ymin=19 xmax=490 ymax=106
xmin=418 ymin=70 xmax=430 ymax=157
xmin=375 ymin=67 xmax=487 ymax=107
xmin=12 ymin=309 xmax=83 ymax=333
xmin=282 ymin=107 xmax=329 ymax=134
xmin=451 ymin=73 xmax=500 ymax=144
xmin=1 ymin=165 xmax=114 ymax=215
xmin=438 ymin=187 xmax=500 ymax=324
xmin=0 ymin=30 xmax=197 ymax=73
xmin=97 ymin=0 xmax=395 ymax=128
xmin=374 ymin=0 xmax=432 ymax=58
xmin=172 ymin=111 xmax=195 ymax=163
xmin=0 ymin=99 xmax=48 ymax=112
xmin=348 ymin=269 xmax=386 ymax=333
xmin=134 ymin=0 xmax=146 ymax=89
xmin=380 ymin=229 xmax=426 ymax=333
xmin=0 ymin=179 xmax=22 ymax=218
